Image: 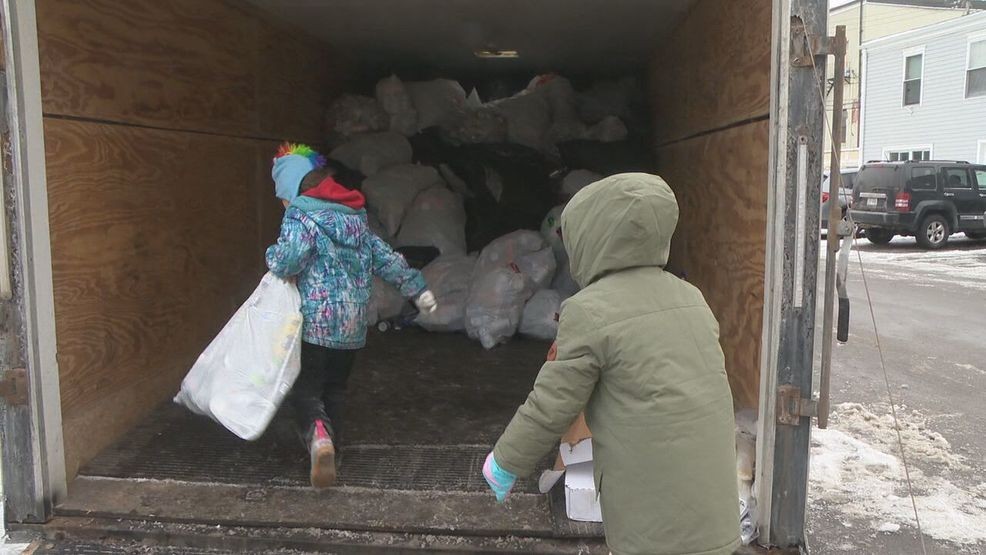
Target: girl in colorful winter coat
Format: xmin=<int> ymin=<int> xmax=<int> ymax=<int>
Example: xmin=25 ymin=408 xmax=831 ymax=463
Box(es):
xmin=266 ymin=144 xmax=436 ymax=489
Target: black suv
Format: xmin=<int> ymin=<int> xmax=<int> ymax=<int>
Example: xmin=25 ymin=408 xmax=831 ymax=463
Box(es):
xmin=849 ymin=161 xmax=986 ymax=249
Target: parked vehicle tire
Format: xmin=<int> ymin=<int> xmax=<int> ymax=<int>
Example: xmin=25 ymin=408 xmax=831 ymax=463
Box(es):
xmin=864 ymin=228 xmax=894 ymax=245
xmin=916 ymin=214 xmax=950 ymax=250
xmin=966 ymin=231 xmax=986 ymax=241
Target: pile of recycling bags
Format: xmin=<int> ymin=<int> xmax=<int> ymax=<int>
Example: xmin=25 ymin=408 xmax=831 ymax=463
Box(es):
xmin=325 ymin=73 xmax=652 ymax=348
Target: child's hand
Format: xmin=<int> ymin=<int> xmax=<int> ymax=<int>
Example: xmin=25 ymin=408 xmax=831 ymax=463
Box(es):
xmin=482 ymin=452 xmax=517 ymax=503
xmin=415 ymin=290 xmax=438 ymax=313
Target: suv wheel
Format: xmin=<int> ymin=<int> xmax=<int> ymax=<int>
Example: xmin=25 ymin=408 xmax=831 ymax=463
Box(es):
xmin=916 ymin=214 xmax=950 ymax=250
xmin=864 ymin=228 xmax=894 ymax=245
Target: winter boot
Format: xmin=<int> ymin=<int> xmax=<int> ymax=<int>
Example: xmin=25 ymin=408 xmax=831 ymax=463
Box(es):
xmin=308 ymin=419 xmax=336 ymax=489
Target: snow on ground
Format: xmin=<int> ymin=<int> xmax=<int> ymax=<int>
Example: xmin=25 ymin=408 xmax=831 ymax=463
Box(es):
xmin=819 ymin=235 xmax=986 ymax=291
xmin=820 ymin=236 xmax=986 ymax=292
xmin=809 ymin=403 xmax=986 ymax=546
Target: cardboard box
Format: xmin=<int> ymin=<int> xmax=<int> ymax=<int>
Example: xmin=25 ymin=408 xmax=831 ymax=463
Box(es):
xmin=564 ymin=461 xmax=603 ymax=522
xmin=537 ymin=412 xmax=603 ymax=522
xmin=538 ymin=412 xmax=592 ymax=493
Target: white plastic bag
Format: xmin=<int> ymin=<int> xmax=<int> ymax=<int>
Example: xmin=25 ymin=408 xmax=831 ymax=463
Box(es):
xmin=326 ymin=94 xmax=389 ymax=139
xmin=736 ymin=432 xmax=756 ymax=482
xmin=519 ymin=289 xmax=563 ymax=340
xmin=406 ymin=79 xmax=468 ymax=131
xmin=375 ymin=75 xmax=418 ymax=136
xmin=444 ymin=107 xmax=508 ymax=144
xmin=540 ymin=204 xmax=566 ymax=258
xmin=416 ymin=254 xmax=476 ymax=332
xmin=175 ymin=273 xmax=302 ymax=441
xmin=515 ymin=247 xmax=557 ymax=291
xmin=396 ymin=187 xmax=467 ymax=255
xmin=362 ymin=164 xmax=446 ymax=236
xmin=368 ymin=278 xmax=405 ymax=326
xmin=528 ymin=75 xmax=586 ymax=145
xmin=552 ymin=257 xmax=581 ymax=297
xmin=493 ymin=92 xmax=551 ymax=151
xmin=540 ymin=204 xmax=579 ymax=295
xmin=466 ymin=231 xmax=551 ymax=348
xmin=473 ymin=230 xmax=547 ymax=280
xmin=561 ymin=169 xmax=604 ymax=198
xmin=466 ymin=267 xmax=535 ymax=349
xmin=735 ymin=408 xmax=759 ymax=438
xmin=329 ymin=132 xmax=413 ymax=177
xmin=584 ymin=115 xmax=628 ymax=143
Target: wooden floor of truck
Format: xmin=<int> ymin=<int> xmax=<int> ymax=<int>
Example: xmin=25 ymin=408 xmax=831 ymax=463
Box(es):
xmin=53 ymin=330 xmax=608 ymax=549
xmin=47 ymin=329 xmax=783 ymax=553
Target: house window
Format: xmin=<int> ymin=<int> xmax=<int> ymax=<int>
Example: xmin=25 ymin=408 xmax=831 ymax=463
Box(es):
xmin=969 ymin=40 xmax=986 ymax=98
xmin=885 ymin=148 xmax=931 ymax=161
xmin=903 ymin=51 xmax=923 ymax=106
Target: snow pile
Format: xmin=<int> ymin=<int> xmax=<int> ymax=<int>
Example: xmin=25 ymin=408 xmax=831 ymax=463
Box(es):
xmin=830 ymin=402 xmax=967 ymax=469
xmin=809 ymin=403 xmax=986 ymax=546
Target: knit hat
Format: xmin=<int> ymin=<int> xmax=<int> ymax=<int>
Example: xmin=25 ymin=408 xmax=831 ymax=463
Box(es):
xmin=272 ymin=143 xmax=326 ymax=202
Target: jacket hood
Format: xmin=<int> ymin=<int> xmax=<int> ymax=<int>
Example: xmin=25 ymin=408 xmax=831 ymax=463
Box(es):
xmin=302 ymin=175 xmax=366 ymax=210
xmin=290 ymin=196 xmax=367 ymax=249
xmin=561 ymin=173 xmax=678 ymax=287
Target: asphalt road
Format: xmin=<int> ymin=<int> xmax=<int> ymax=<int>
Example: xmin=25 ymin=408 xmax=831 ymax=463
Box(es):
xmin=807 ymin=235 xmax=986 ymax=554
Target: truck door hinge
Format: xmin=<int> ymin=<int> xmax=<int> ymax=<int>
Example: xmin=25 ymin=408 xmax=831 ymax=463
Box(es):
xmin=777 ymin=384 xmax=817 ymax=426
xmin=790 ymin=23 xmax=846 ymax=67
xmin=0 ymin=367 xmax=28 ymax=406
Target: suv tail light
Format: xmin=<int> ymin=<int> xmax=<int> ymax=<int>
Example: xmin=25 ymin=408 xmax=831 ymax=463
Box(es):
xmin=822 ymin=192 xmax=830 ymax=203
xmin=895 ymin=192 xmax=911 ymax=212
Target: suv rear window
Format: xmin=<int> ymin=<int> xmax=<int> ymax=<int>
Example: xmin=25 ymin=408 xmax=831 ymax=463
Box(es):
xmin=908 ymin=166 xmax=937 ymax=190
xmin=976 ymin=169 xmax=986 ymax=189
xmin=855 ymin=167 xmax=898 ymax=192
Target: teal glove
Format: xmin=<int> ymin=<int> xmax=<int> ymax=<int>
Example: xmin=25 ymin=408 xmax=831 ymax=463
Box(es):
xmin=483 ymin=452 xmax=517 ymax=503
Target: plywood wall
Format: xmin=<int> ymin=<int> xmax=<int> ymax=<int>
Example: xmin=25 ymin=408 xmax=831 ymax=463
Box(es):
xmin=37 ymin=0 xmax=346 ymax=477
xmin=650 ymin=0 xmax=772 ymax=408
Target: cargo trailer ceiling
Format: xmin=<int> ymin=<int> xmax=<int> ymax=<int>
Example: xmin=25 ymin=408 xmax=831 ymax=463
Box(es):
xmin=245 ymin=0 xmax=698 ymax=72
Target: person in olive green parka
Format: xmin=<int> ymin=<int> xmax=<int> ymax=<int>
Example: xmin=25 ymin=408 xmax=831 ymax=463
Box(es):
xmin=486 ymin=173 xmax=741 ymax=555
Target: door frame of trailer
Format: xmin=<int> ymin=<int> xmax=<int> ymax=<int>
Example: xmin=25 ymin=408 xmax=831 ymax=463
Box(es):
xmin=757 ymin=0 xmax=828 ymax=547
xmin=0 ymin=0 xmax=826 ymax=549
xmin=0 ymin=0 xmax=66 ymax=524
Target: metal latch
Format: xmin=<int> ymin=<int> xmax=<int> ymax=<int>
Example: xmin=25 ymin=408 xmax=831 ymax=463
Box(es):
xmin=790 ymin=18 xmax=846 ymax=67
xmin=0 ymin=367 xmax=28 ymax=406
xmin=777 ymin=384 xmax=817 ymax=426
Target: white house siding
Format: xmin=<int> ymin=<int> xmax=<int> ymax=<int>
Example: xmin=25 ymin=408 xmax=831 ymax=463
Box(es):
xmin=825 ymin=2 xmax=972 ymax=169
xmin=862 ymin=12 xmax=986 ymax=163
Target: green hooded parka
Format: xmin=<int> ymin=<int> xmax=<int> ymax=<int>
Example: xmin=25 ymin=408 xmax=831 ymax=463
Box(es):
xmin=494 ymin=173 xmax=741 ymax=555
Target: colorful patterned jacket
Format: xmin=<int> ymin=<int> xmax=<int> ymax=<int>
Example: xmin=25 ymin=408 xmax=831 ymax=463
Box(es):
xmin=266 ymin=196 xmax=426 ymax=349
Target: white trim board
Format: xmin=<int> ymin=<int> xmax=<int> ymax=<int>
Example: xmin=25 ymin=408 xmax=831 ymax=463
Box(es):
xmin=1 ymin=0 xmax=67 ymax=516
